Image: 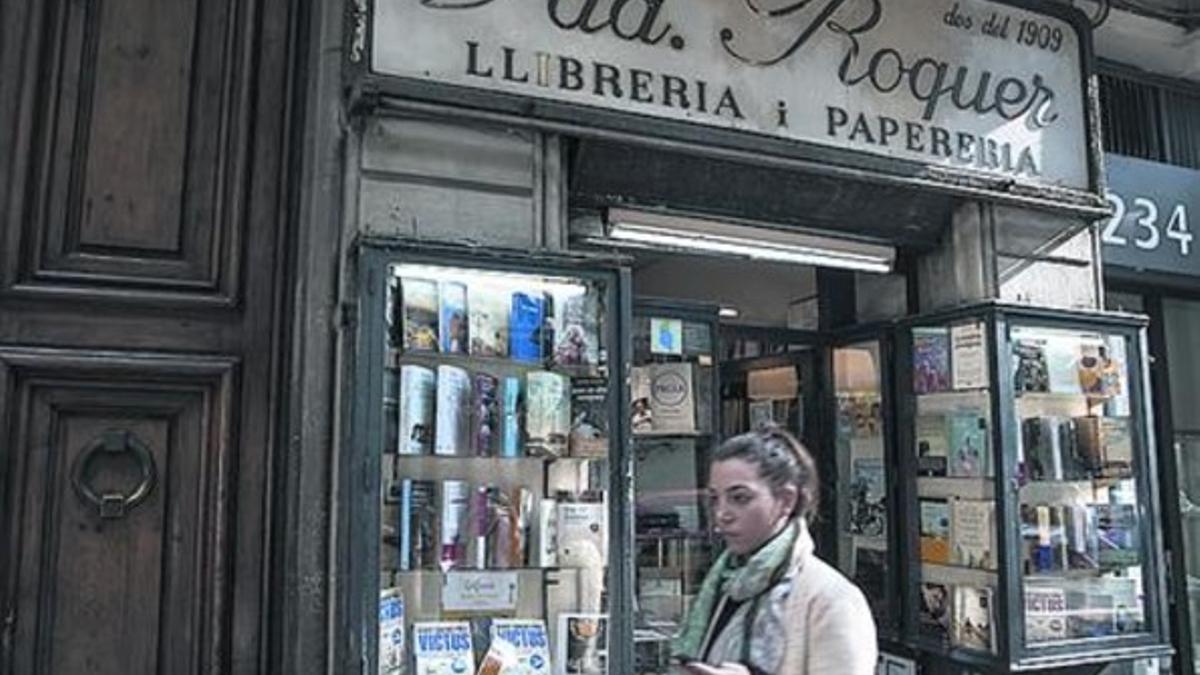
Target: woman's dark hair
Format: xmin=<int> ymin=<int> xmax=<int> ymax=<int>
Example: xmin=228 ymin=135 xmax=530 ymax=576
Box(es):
xmin=712 ymin=423 xmax=819 ymax=521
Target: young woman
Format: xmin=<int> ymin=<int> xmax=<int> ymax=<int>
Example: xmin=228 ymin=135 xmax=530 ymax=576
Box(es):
xmin=673 ymin=426 xmax=877 ymax=675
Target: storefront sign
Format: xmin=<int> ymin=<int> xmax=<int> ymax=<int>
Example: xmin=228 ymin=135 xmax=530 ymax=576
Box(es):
xmin=372 ymin=0 xmax=1090 ymax=190
xmin=1102 ymin=155 xmax=1200 ymax=278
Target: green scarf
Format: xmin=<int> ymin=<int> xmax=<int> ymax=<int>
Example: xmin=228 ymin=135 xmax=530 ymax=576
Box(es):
xmin=672 ymin=520 xmax=799 ymax=662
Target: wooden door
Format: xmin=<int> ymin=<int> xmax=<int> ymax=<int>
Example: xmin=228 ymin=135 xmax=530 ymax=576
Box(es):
xmin=0 ymin=0 xmax=296 ymax=672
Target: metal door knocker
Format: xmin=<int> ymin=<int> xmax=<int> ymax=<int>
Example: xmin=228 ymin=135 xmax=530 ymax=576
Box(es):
xmin=71 ymin=429 xmax=157 ymax=519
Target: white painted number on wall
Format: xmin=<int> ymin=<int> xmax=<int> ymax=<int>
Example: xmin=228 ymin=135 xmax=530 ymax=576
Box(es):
xmin=1103 ymin=193 xmax=1193 ymax=256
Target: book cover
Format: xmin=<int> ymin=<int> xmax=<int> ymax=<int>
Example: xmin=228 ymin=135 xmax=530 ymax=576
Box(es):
xmin=402 ymin=277 xmax=440 ymax=352
xmin=915 ymin=414 xmax=949 ymax=477
xmin=434 ymin=365 xmax=472 ymax=456
xmin=556 ymin=614 xmax=607 ymax=675
xmin=629 ymin=366 xmax=653 ymax=434
xmin=557 ymin=500 xmax=608 ymax=563
xmin=473 ymin=373 xmax=500 ymax=457
xmin=439 ymin=480 xmax=471 ymax=572
xmin=470 ymin=285 xmax=510 ymax=358
xmin=379 ymin=588 xmax=406 ymax=675
xmin=537 ymin=498 xmax=559 ymax=568
xmin=918 ymin=582 xmax=951 ymax=644
xmin=569 ymin=376 xmax=609 ymax=458
xmin=950 ymin=499 xmax=995 ymax=570
xmin=399 ymin=479 xmax=439 ymax=571
xmin=439 ymin=281 xmax=469 ymax=354
xmin=489 ymin=619 xmax=552 ymax=675
xmin=1064 ymin=503 xmax=1100 ymax=570
xmin=500 ymin=377 xmax=523 ymax=458
xmin=1022 ymin=417 xmax=1080 ymax=481
xmin=510 ymin=292 xmax=546 ymax=363
xmin=1021 ymin=504 xmax=1068 ymax=574
xmin=1012 ymin=339 xmax=1050 ymax=394
xmin=526 ymin=371 xmax=571 ymax=457
xmin=950 ymin=322 xmax=988 ymax=390
xmin=948 ymin=413 xmax=989 ymax=478
xmin=398 ymin=365 xmax=436 ymax=455
xmin=847 ymin=458 xmax=886 ymax=538
xmin=850 ymin=394 xmax=882 ymax=438
xmin=952 ymin=586 xmax=995 ymax=652
xmin=412 ymin=621 xmax=475 ymax=675
xmin=912 ymin=328 xmax=951 ymax=394
xmin=384 ymin=368 xmax=401 ymax=456
xmin=1045 ymin=336 xmax=1081 ymax=395
xmin=919 ymin=499 xmax=951 ymax=564
xmin=553 ymin=291 xmax=600 ymax=367
xmin=1096 ymin=503 xmax=1140 ymax=567
xmin=1024 ymin=586 xmax=1068 ymax=644
xmin=468 ymin=486 xmax=520 ymax=569
xmin=646 ymin=362 xmax=695 ymax=435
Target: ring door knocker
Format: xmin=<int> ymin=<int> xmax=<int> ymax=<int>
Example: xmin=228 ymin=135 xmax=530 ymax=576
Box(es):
xmin=70 ymin=429 xmax=158 ymax=520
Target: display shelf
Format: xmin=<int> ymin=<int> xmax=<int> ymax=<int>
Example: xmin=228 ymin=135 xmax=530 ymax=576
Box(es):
xmin=921 ymin=562 xmax=999 ymax=586
xmin=389 ymin=348 xmax=606 ymax=380
xmin=917 ymin=476 xmax=996 ymax=500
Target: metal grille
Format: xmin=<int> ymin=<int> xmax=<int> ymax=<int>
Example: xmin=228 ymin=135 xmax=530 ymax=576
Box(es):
xmin=1163 ymin=87 xmax=1200 ymax=169
xmin=1098 ymin=72 xmax=1165 ymax=161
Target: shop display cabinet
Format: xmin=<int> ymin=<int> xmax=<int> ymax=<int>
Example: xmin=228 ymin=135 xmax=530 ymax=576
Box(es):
xmin=350 ymin=242 xmax=631 ymax=675
xmin=897 ymin=303 xmax=1172 ymax=671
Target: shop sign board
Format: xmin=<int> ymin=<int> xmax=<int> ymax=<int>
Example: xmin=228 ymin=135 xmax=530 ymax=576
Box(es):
xmin=1102 ymin=154 xmax=1200 ymax=278
xmin=371 ymin=0 xmax=1092 ymax=191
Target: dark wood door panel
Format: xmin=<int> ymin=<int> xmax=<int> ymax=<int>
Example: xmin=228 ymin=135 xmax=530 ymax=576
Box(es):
xmin=0 ymin=348 xmax=238 ymax=675
xmin=1 ymin=0 xmax=260 ymax=305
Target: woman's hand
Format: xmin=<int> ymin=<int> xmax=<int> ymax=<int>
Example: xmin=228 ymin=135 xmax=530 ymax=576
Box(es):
xmin=681 ymin=662 xmax=751 ymax=675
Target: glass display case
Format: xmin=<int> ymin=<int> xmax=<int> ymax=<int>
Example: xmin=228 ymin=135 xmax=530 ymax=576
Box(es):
xmin=352 ymin=245 xmax=627 ymax=675
xmin=629 ymin=299 xmax=720 ymax=675
xmin=898 ymin=303 xmax=1171 ymax=671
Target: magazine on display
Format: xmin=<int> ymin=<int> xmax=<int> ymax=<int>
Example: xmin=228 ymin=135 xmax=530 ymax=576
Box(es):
xmin=399 ymin=365 xmax=436 ymax=455
xmin=915 ymin=414 xmax=949 ymax=477
xmin=1013 ymin=338 xmax=1050 ymax=394
xmin=435 ymin=365 xmax=472 ymax=456
xmin=1025 ymin=585 xmax=1068 ymax=644
xmin=413 ymin=621 xmax=475 ymax=675
xmin=1045 ymin=336 xmax=1081 ymax=395
xmin=556 ymin=614 xmax=608 ymax=675
xmin=950 ymin=499 xmax=995 ymax=570
xmin=919 ymin=499 xmax=951 ymax=564
xmin=511 ymin=292 xmax=547 ymax=363
xmin=402 ymin=277 xmax=440 ymax=352
xmin=379 ymin=588 xmax=406 ymax=675
xmin=470 ymin=285 xmax=510 ymax=358
xmin=439 ymin=281 xmax=469 ymax=354
xmin=488 ymin=619 xmax=552 ymax=675
xmin=947 ymin=413 xmax=989 ymax=478
xmin=952 ymin=585 xmax=995 ymax=652
xmin=569 ymin=376 xmax=609 ymax=458
xmin=847 ymin=458 xmax=886 ymax=538
xmin=526 ymin=371 xmax=571 ymax=457
xmin=950 ymin=322 xmax=988 ymax=390
xmin=912 ymin=328 xmax=951 ymax=394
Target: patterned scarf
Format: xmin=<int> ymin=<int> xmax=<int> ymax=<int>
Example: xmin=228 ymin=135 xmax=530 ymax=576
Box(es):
xmin=672 ymin=520 xmax=799 ymax=662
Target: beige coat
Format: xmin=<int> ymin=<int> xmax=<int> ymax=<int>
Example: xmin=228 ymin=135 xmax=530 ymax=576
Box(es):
xmin=777 ymin=523 xmax=878 ymax=675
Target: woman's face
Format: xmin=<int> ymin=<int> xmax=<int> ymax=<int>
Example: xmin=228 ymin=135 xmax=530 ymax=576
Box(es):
xmin=708 ymin=458 xmax=796 ymax=555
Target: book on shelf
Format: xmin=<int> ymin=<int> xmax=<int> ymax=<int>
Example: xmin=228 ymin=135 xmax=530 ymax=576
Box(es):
xmin=439 ymin=281 xmax=469 ymax=355
xmin=918 ymin=582 xmax=951 ymax=645
xmin=556 ymin=614 xmax=608 ymax=675
xmin=412 ymin=621 xmax=475 ymax=675
xmin=553 ymin=291 xmax=600 ymax=367
xmin=630 ymin=366 xmax=653 ymax=434
xmin=469 ymin=285 xmax=510 ymax=358
xmin=569 ymin=376 xmax=609 ymax=458
xmin=1095 ymin=502 xmax=1140 ymax=567
xmin=557 ymin=499 xmax=608 ymax=563
xmin=510 ymin=292 xmax=547 ymax=363
xmin=1076 ymin=416 xmax=1134 ymax=478
xmin=434 ymin=365 xmax=472 ymax=456
xmin=1077 ymin=341 xmax=1124 ymax=399
xmin=472 ymin=373 xmax=500 ymax=457
xmin=950 ymin=322 xmax=988 ymax=390
xmin=399 ymin=479 xmax=439 ymax=571
xmin=502 ymin=376 xmax=523 ymax=458
xmin=384 ymin=368 xmax=401 ymax=455
xmin=487 ymin=618 xmax=552 ymax=675
xmin=401 ymin=277 xmax=440 ymax=352
xmin=915 ymin=414 xmax=948 ymax=477
xmin=440 ymin=480 xmax=472 ymax=572
xmin=951 ymin=585 xmax=995 ymax=653
xmin=469 ymin=486 xmax=517 ymax=569
xmin=913 ymin=327 xmax=951 ymax=394
xmin=1025 ymin=585 xmax=1068 ymax=644
xmin=950 ymin=499 xmax=995 ymax=570
xmin=1013 ymin=338 xmax=1050 ymax=394
xmin=947 ymin=412 xmax=989 ymax=478
xmin=1021 ymin=504 xmax=1067 ymax=574
xmin=919 ymin=498 xmax=951 ymax=564
xmin=526 ymin=371 xmax=571 ymax=457
xmin=847 ymin=458 xmax=886 ymax=538
xmin=537 ymin=498 xmax=559 ymax=568
xmin=397 ymin=365 xmax=434 ymax=455
xmin=379 ymin=587 xmax=406 ymax=675
xmin=1046 ymin=336 xmax=1081 ymax=395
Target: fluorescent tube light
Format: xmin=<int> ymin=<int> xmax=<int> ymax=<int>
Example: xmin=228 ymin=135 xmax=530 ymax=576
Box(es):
xmin=718 ymin=306 xmax=741 ymax=319
xmin=603 ymin=209 xmax=894 ymax=274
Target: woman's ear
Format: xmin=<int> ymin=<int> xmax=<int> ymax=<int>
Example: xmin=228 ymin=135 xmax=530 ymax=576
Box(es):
xmin=777 ymin=484 xmax=799 ymax=520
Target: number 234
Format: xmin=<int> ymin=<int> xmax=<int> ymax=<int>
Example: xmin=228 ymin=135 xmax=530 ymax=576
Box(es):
xmin=1102 ymin=194 xmax=1193 ymax=256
